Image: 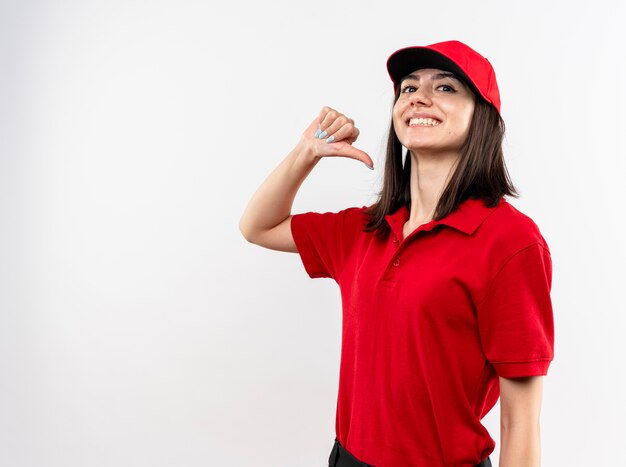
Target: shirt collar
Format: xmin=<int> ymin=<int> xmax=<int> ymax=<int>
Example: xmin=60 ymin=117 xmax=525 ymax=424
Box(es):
xmin=384 ymin=197 xmax=503 ymax=240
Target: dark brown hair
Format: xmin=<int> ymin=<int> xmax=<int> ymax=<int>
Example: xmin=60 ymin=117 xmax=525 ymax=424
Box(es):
xmin=364 ymin=82 xmax=518 ymax=238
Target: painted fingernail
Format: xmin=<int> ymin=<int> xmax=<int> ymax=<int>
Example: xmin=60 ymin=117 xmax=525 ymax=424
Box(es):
xmin=364 ymin=162 xmax=374 ymax=170
xmin=319 ymin=130 xmax=328 ymax=139
xmin=326 ymin=135 xmax=335 ymax=144
xmin=314 ymin=128 xmax=322 ymax=138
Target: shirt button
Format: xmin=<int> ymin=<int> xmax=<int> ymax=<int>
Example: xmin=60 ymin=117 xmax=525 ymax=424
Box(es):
xmin=393 ymin=259 xmax=400 ymax=267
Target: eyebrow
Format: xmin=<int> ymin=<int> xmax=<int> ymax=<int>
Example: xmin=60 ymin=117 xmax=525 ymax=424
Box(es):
xmin=400 ymin=71 xmax=463 ymax=84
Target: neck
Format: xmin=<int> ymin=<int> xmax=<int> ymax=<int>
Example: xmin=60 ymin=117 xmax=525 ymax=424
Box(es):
xmin=407 ymin=150 xmax=459 ymax=225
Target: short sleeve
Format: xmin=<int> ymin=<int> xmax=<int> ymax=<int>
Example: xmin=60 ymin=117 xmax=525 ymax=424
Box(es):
xmin=290 ymin=207 xmax=364 ymax=281
xmin=476 ymin=243 xmax=555 ymax=378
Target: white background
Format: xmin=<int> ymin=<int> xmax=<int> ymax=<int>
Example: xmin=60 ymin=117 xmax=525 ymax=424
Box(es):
xmin=2 ymin=0 xmax=625 ymax=466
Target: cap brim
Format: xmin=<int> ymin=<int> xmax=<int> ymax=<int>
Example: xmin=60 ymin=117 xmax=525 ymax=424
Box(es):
xmin=386 ymin=47 xmax=479 ymax=97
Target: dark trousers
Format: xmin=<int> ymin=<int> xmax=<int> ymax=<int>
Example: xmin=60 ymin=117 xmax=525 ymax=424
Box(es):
xmin=328 ymin=438 xmax=492 ymax=467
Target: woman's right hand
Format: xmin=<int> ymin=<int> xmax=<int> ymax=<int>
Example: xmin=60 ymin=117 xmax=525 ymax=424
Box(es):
xmin=299 ymin=106 xmax=374 ymax=170
xmin=240 ymin=107 xmax=373 ymax=252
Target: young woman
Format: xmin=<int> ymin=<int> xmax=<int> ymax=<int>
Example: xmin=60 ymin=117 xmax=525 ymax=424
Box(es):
xmin=239 ymin=40 xmax=554 ymax=467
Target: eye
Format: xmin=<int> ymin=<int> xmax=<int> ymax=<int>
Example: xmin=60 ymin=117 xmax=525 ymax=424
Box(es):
xmin=401 ymin=84 xmax=417 ymax=93
xmin=437 ymin=84 xmax=456 ymax=93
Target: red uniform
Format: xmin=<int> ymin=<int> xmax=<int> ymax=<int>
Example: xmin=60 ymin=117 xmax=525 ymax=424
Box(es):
xmin=291 ymin=197 xmax=554 ymax=467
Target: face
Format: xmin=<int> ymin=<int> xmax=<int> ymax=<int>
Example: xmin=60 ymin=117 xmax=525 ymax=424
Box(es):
xmin=392 ymin=68 xmax=476 ymax=155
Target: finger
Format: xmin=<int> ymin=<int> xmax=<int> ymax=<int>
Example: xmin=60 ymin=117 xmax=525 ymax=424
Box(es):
xmin=319 ymin=115 xmax=353 ymax=141
xmin=324 ymin=122 xmax=359 ymax=144
xmin=317 ymin=106 xmax=334 ymax=127
xmin=321 ymin=141 xmax=374 ymax=168
xmin=318 ymin=108 xmax=342 ymax=134
xmin=304 ymin=118 xmax=322 ymax=138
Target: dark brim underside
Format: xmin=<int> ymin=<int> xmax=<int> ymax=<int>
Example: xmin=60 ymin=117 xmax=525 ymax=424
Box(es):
xmin=387 ymin=48 xmax=481 ymax=98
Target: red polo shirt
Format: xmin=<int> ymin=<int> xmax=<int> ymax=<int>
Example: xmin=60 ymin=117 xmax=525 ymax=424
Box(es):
xmin=290 ymin=197 xmax=554 ymax=467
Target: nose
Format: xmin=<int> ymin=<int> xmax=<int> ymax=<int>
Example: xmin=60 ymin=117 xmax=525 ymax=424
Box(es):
xmin=409 ymin=86 xmax=432 ymax=107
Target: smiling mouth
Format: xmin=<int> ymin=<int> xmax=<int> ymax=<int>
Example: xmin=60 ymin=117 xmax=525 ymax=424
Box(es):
xmin=407 ymin=117 xmax=441 ymax=127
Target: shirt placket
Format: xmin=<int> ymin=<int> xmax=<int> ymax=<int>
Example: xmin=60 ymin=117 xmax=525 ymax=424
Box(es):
xmin=381 ymin=233 xmax=403 ymax=287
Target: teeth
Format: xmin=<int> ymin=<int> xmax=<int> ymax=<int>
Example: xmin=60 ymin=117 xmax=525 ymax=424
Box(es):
xmin=408 ymin=118 xmax=440 ymax=127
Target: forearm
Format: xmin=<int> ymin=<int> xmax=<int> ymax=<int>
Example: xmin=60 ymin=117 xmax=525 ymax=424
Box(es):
xmin=499 ymin=421 xmax=541 ymax=467
xmin=239 ymin=141 xmax=318 ymax=241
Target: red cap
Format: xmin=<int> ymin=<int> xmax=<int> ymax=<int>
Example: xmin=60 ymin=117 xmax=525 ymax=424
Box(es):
xmin=386 ymin=40 xmax=501 ymax=114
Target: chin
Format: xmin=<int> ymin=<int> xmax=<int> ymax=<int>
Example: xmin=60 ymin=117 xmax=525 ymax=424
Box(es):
xmin=403 ymin=141 xmax=438 ymax=152
xmin=404 ymin=143 xmax=462 ymax=156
